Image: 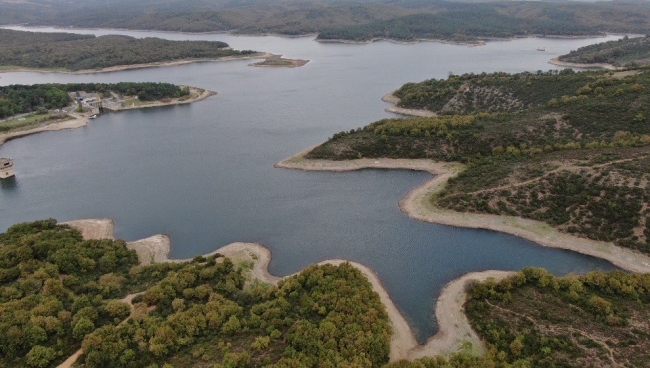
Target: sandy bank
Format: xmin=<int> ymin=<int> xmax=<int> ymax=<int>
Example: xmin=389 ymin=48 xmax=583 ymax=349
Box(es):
xmin=548 ymin=57 xmax=620 ymax=70
xmin=0 ymin=114 xmax=89 ymax=147
xmin=0 ymin=53 xmax=273 ymax=74
xmin=275 ymin=148 xmax=650 ymax=274
xmin=66 ymin=217 xmax=507 ymax=361
xmin=382 ymin=92 xmax=437 ymax=117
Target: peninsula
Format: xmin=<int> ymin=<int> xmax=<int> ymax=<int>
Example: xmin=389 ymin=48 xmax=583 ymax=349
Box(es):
xmin=0 ymin=82 xmax=214 ymax=146
xmin=551 ymin=35 xmax=650 ymax=70
xmin=0 ymin=29 xmax=261 ymax=73
xmin=285 ymin=68 xmax=650 ymax=258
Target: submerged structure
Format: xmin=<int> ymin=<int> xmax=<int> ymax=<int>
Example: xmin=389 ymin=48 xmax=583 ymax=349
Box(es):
xmin=0 ymin=158 xmax=15 ymax=179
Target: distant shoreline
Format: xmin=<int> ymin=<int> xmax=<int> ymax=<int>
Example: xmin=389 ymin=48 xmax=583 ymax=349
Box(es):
xmin=0 ymin=53 xmax=272 ymax=74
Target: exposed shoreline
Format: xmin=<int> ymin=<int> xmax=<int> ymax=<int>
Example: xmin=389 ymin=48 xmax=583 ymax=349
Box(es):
xmin=382 ymin=91 xmax=437 ymax=117
xmin=0 ymin=113 xmax=89 ymax=147
xmin=274 ymin=148 xmax=650 ymax=274
xmin=0 ymin=87 xmax=215 ymax=147
xmin=0 ymin=53 xmax=272 ymax=74
xmin=548 ymin=57 xmax=620 ymax=70
xmin=64 ymin=218 xmax=511 ymax=361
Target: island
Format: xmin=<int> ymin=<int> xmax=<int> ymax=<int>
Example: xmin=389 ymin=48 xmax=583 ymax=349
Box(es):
xmin=0 ymin=29 xmax=262 ymax=73
xmin=0 ymin=82 xmax=214 ymax=146
xmin=1 ymin=218 xmax=648 ymax=368
xmin=250 ymin=55 xmax=309 ymax=68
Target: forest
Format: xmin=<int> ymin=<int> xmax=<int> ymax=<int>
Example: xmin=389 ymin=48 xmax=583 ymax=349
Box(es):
xmin=0 ymin=83 xmax=190 ymax=120
xmin=0 ymin=220 xmax=390 ymax=367
xmin=0 ymin=0 xmax=649 ymax=40
xmin=0 ymin=29 xmax=255 ymax=72
xmin=2 ymin=220 xmax=648 ymax=367
xmin=307 ymin=67 xmax=650 ymax=253
xmin=558 ymin=35 xmax=650 ymax=68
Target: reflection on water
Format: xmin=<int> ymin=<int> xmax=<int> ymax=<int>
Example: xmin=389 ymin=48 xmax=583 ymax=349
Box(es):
xmin=1 ymin=176 xmax=17 ymax=190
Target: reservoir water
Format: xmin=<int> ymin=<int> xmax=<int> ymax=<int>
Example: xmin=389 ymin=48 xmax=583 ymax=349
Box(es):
xmin=0 ymin=27 xmax=620 ymax=342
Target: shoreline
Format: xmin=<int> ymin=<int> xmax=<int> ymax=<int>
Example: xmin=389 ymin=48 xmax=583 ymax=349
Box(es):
xmin=274 ymin=148 xmax=650 ymax=274
xmin=0 ymin=113 xmax=89 ymax=147
xmin=63 ymin=218 xmax=511 ymax=361
xmin=548 ymin=57 xmax=620 ymax=70
xmin=0 ymin=87 xmax=215 ymax=147
xmin=0 ymin=53 xmax=272 ymax=75
xmin=382 ymin=91 xmax=437 ymax=117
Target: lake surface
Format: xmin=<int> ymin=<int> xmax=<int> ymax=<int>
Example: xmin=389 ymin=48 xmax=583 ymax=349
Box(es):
xmin=0 ymin=26 xmax=620 ymax=342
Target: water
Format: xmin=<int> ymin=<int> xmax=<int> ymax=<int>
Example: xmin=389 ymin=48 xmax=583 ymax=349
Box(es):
xmin=0 ymin=27 xmax=619 ymax=342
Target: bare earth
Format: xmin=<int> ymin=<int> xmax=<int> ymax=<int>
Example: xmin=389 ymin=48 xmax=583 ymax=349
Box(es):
xmin=65 ymin=218 xmax=508 ymax=361
xmin=382 ymin=92 xmax=437 ymax=117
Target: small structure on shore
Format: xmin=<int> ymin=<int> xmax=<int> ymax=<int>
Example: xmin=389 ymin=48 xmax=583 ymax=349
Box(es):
xmin=0 ymin=157 xmax=15 ymax=179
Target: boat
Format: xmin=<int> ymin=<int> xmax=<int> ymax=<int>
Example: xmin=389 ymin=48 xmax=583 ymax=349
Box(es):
xmin=537 ymin=47 xmax=546 ymax=52
xmin=0 ymin=157 xmax=15 ymax=179
xmin=89 ymin=114 xmax=98 ymax=119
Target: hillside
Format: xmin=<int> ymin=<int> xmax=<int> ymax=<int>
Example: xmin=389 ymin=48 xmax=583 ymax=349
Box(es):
xmin=306 ymin=68 xmax=650 ymax=254
xmin=559 ymin=35 xmax=650 ymax=68
xmin=0 ymin=220 xmax=390 ymax=367
xmin=0 ymin=29 xmax=256 ymax=72
xmin=1 ymin=1 xmax=649 ymax=41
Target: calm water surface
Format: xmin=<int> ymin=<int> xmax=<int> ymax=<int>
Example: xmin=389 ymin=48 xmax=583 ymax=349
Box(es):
xmin=0 ymin=27 xmax=619 ymax=342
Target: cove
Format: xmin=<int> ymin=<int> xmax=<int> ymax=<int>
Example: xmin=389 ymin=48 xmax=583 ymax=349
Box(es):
xmin=0 ymin=27 xmax=620 ymax=342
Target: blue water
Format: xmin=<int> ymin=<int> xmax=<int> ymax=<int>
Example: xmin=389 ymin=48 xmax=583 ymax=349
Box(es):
xmin=0 ymin=27 xmax=619 ymax=342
